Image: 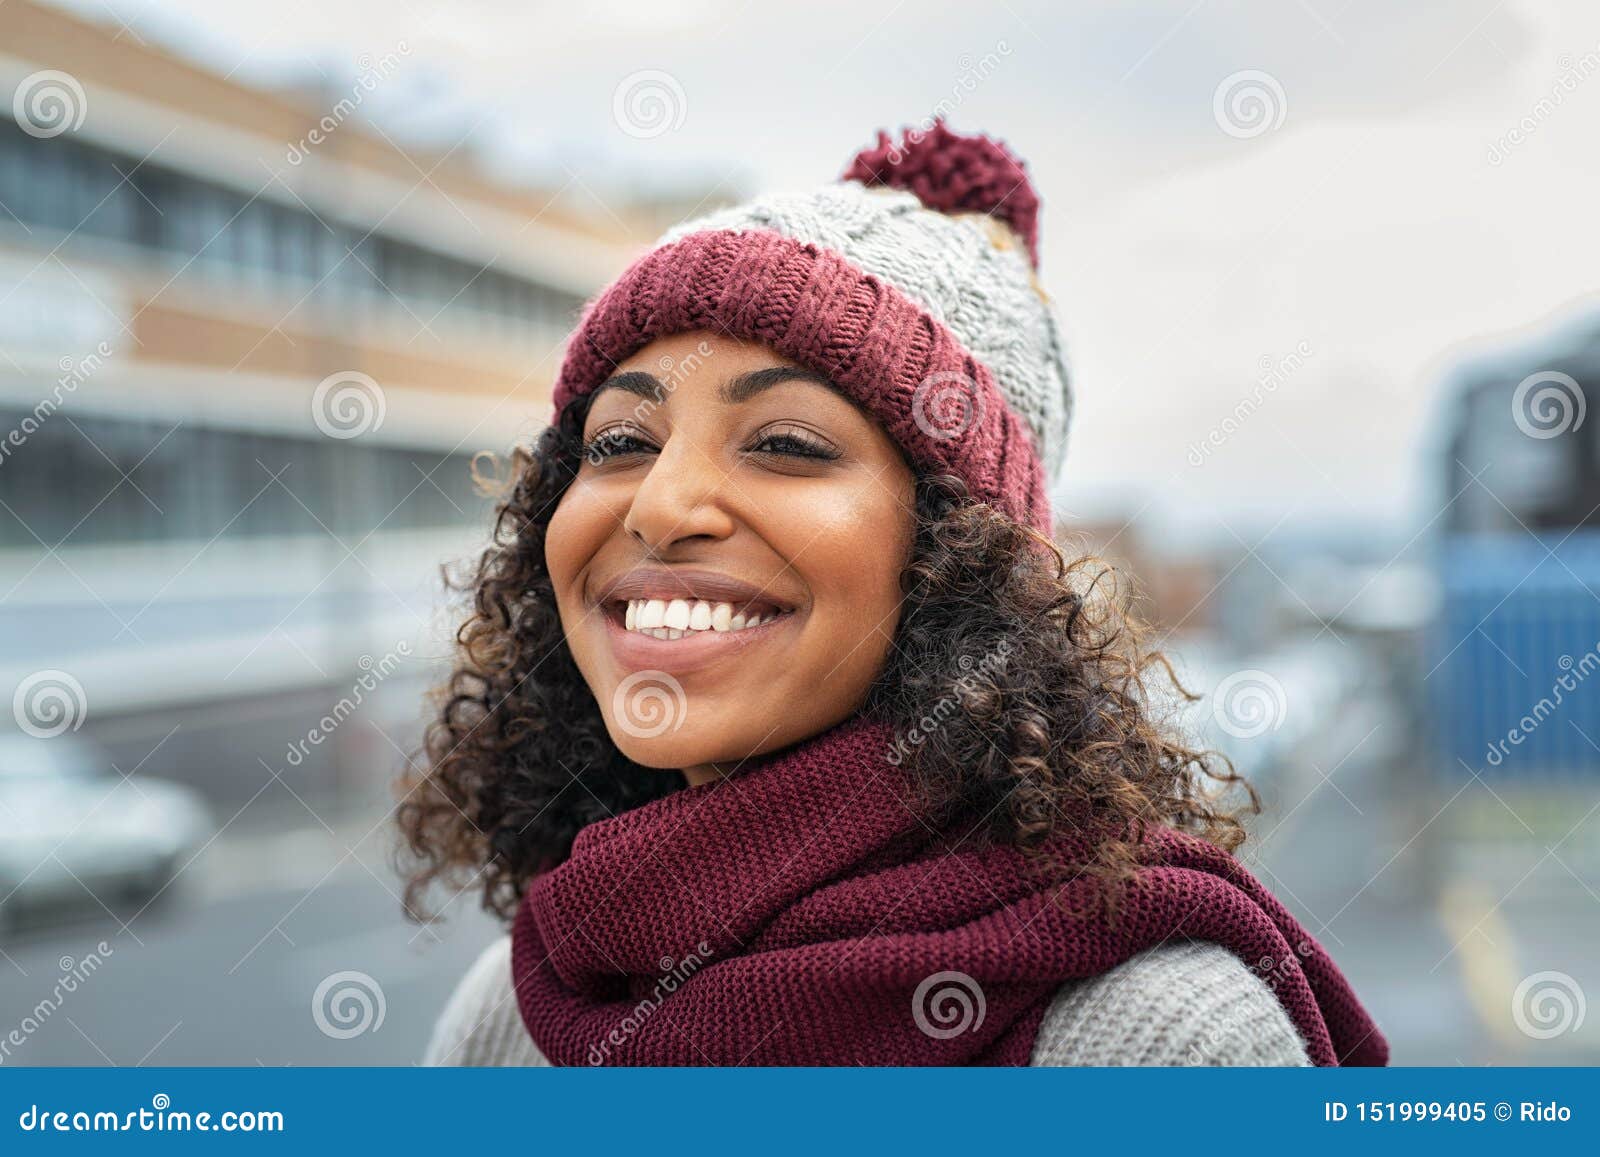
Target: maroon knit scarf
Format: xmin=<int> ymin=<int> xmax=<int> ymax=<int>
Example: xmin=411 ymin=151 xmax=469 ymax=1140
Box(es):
xmin=510 ymin=712 xmax=1388 ymax=1066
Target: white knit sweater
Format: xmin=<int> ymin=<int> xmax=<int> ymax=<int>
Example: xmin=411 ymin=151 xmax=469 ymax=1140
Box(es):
xmin=423 ymin=935 xmax=1311 ymax=1066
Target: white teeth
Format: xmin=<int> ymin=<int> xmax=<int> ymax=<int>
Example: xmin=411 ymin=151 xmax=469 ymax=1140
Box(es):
xmin=620 ymin=598 xmax=785 ymax=637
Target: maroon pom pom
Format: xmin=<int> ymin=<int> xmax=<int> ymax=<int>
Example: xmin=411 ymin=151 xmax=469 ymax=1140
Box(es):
xmin=841 ymin=118 xmax=1041 ymax=268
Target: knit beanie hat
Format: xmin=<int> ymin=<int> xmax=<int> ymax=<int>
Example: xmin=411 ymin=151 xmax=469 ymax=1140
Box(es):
xmin=549 ymin=120 xmax=1073 ymax=534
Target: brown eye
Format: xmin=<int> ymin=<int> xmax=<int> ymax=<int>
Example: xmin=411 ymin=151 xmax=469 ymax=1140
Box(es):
xmin=749 ymin=428 xmax=839 ymax=461
xmin=583 ymin=430 xmax=655 ymax=461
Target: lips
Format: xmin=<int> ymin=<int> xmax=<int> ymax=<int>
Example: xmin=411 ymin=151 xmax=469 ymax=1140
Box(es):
xmin=592 ymin=566 xmax=799 ymax=620
xmin=591 ymin=566 xmax=803 ymax=673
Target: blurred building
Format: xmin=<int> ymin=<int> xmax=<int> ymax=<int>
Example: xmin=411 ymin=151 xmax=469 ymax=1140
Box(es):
xmin=1054 ymin=515 xmax=1221 ymax=637
xmin=0 ymin=0 xmax=680 ymax=816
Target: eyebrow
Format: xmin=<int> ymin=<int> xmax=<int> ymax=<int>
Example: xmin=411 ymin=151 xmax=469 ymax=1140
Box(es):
xmin=590 ymin=365 xmax=841 ymax=408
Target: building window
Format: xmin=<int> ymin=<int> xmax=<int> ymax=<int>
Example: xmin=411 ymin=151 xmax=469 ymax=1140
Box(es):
xmin=0 ymin=122 xmax=586 ymax=331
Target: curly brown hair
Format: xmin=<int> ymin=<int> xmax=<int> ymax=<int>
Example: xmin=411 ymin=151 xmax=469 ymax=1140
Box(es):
xmin=394 ymin=390 xmax=1258 ymax=923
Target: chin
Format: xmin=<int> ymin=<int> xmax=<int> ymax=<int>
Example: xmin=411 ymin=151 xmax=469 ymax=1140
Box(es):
xmin=608 ymin=735 xmax=701 ymax=771
xmin=604 ymin=717 xmax=779 ymax=775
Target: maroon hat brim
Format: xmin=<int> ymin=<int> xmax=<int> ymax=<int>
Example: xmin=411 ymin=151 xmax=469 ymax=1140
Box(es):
xmin=551 ymin=227 xmax=1052 ymax=535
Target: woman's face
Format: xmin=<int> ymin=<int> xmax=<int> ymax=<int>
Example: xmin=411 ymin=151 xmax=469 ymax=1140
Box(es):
xmin=545 ymin=331 xmax=917 ymax=783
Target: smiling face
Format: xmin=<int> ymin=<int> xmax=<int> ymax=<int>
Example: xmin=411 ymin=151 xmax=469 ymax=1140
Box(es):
xmin=544 ymin=331 xmax=918 ymax=784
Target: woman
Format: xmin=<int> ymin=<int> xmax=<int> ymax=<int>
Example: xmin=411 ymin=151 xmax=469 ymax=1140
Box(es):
xmin=399 ymin=121 xmax=1388 ymax=1067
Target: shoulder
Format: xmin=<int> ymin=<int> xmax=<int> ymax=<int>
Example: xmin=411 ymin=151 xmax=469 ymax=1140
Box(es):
xmin=422 ymin=934 xmax=550 ymax=1067
xmin=1028 ymin=939 xmax=1312 ymax=1067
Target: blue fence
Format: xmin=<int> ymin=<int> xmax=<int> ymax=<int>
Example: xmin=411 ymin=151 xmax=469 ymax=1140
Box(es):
xmin=1430 ymin=531 xmax=1600 ymax=778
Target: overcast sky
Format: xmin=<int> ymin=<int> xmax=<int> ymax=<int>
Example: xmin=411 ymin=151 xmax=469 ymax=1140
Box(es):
xmin=46 ymin=0 xmax=1600 ymax=550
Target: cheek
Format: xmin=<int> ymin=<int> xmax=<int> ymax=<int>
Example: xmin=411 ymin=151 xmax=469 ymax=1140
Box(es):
xmin=545 ymin=479 xmax=621 ymax=611
xmin=783 ymin=480 xmax=913 ymax=646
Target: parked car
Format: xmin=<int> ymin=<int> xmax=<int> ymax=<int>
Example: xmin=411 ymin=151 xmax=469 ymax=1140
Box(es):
xmin=0 ymin=732 xmax=212 ymax=934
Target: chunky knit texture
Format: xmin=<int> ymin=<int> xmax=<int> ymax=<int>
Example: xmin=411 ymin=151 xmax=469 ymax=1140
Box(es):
xmin=506 ymin=712 xmax=1388 ymax=1067
xmin=426 ymin=937 xmax=1315 ymax=1067
xmin=841 ymin=120 xmax=1042 ymax=268
xmin=550 ymin=124 xmax=1072 ymax=532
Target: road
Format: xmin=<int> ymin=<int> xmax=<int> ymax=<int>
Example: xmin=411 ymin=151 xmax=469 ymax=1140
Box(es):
xmin=3 ymin=697 xmax=1597 ymax=1066
xmin=1244 ymin=689 xmax=1600 ymax=1066
xmin=0 ymin=818 xmax=502 ymax=1066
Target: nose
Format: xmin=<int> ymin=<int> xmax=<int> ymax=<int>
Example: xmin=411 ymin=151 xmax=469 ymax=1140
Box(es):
xmin=620 ymin=434 xmax=737 ymax=551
